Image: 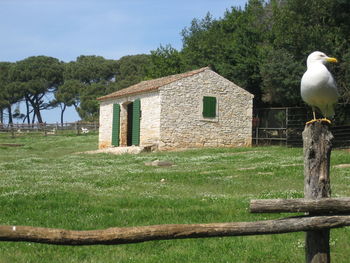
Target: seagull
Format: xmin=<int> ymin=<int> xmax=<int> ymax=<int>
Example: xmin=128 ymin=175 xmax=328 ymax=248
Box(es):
xmin=300 ymin=51 xmax=339 ymax=124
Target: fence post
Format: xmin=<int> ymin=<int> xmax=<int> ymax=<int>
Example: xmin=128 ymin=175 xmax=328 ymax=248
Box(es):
xmin=10 ymin=124 xmax=15 ymax=138
xmin=75 ymin=122 xmax=80 ymax=135
xmin=285 ymin=108 xmax=289 ymax=146
xmin=43 ymin=123 xmax=47 ymax=136
xmin=303 ymin=122 xmax=333 ymax=263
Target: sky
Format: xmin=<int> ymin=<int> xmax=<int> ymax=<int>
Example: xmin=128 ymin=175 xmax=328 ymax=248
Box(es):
xmin=0 ymin=0 xmax=247 ymax=123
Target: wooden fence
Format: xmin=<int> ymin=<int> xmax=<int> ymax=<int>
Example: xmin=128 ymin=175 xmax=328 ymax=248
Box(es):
xmin=0 ymin=122 xmax=349 ymax=262
xmin=0 ymin=122 xmax=99 ymax=136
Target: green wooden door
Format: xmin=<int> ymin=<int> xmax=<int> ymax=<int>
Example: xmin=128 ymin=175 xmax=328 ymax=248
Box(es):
xmin=131 ymin=99 xmax=141 ymax=146
xmin=111 ymin=104 xmax=120 ymax=146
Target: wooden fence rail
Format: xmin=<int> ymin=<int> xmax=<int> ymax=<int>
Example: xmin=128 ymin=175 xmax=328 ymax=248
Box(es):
xmin=1 ymin=215 xmax=350 ymax=246
xmin=250 ymin=198 xmax=350 ymax=213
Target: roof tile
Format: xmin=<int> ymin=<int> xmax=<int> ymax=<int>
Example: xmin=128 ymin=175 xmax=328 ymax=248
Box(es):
xmin=97 ymin=67 xmax=209 ymax=101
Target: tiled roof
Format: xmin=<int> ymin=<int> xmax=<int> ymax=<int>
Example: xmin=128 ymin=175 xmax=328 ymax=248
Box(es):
xmin=97 ymin=67 xmax=210 ymax=101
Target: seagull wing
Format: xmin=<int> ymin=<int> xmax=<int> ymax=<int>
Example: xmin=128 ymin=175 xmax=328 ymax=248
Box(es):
xmin=301 ymin=64 xmax=339 ymax=118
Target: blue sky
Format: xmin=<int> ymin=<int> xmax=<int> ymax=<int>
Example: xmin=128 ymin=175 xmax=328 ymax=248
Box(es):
xmin=0 ymin=0 xmax=247 ymax=123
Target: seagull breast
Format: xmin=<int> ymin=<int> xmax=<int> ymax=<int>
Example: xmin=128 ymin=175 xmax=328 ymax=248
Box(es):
xmin=300 ymin=51 xmax=339 ymax=118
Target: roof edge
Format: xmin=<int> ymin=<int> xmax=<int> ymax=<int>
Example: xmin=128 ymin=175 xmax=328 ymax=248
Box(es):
xmin=97 ymin=66 xmax=210 ymax=101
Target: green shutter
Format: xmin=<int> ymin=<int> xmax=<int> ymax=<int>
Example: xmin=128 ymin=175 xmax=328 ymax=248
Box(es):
xmin=111 ymin=104 xmax=120 ymax=146
xmin=203 ymin=96 xmax=217 ymax=118
xmin=132 ymin=99 xmax=141 ymax=146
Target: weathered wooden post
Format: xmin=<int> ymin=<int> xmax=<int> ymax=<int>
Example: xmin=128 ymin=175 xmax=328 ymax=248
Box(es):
xmin=75 ymin=122 xmax=80 ymax=135
xmin=43 ymin=123 xmax=48 ymax=136
xmin=10 ymin=124 xmax=15 ymax=138
xmin=303 ymin=122 xmax=333 ymax=263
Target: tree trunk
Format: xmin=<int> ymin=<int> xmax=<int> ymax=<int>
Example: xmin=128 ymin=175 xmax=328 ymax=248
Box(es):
xmin=7 ymin=105 xmax=13 ymax=124
xmin=0 ymin=108 xmax=3 ymax=126
xmin=60 ymin=104 xmax=66 ymax=127
xmin=303 ymin=122 xmax=333 ymax=263
xmin=24 ymin=98 xmax=30 ymax=124
xmin=26 ymin=94 xmax=43 ymax=124
xmin=34 ymin=96 xmax=43 ymax=123
xmin=32 ymin=111 xmax=36 ymax=124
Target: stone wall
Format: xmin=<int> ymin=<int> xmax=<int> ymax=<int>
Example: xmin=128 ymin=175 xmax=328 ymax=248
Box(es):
xmin=98 ymin=91 xmax=161 ymax=149
xmin=98 ymin=100 xmax=113 ymax=149
xmin=158 ymin=69 xmax=253 ymax=150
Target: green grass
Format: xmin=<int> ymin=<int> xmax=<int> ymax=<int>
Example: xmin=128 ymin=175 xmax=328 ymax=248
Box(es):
xmin=0 ymin=133 xmax=349 ymax=262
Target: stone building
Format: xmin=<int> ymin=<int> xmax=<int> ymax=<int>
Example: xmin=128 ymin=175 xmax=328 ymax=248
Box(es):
xmin=97 ymin=67 xmax=254 ymax=151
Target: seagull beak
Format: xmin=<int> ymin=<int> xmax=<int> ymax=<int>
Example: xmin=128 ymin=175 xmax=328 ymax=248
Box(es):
xmin=326 ymin=57 xmax=338 ymax=63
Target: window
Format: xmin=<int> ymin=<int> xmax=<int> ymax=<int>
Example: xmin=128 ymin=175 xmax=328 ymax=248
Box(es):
xmin=202 ymin=96 xmax=217 ymax=118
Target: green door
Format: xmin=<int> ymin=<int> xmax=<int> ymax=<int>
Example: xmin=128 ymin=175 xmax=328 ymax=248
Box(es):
xmin=131 ymin=99 xmax=141 ymax=146
xmin=111 ymin=104 xmax=120 ymax=146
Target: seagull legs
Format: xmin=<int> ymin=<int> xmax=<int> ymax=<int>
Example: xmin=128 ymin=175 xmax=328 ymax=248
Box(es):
xmin=305 ymin=107 xmax=332 ymax=125
xmin=305 ymin=107 xmax=318 ymax=125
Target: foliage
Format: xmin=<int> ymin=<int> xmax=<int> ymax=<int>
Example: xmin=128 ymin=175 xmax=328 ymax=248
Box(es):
xmin=147 ymin=45 xmax=188 ymax=79
xmin=62 ymin=55 xmax=152 ymax=122
xmin=259 ymin=48 xmax=304 ymax=106
xmin=107 ymin=54 xmax=152 ymax=93
xmin=0 ymin=62 xmax=21 ymax=124
xmin=53 ymin=79 xmax=85 ymax=125
xmin=64 ymin=55 xmax=117 ymax=84
xmin=77 ymin=82 xmax=108 ymax=121
xmin=9 ymin=56 xmax=64 ymax=123
xmin=61 ymin=56 xmax=115 ymax=121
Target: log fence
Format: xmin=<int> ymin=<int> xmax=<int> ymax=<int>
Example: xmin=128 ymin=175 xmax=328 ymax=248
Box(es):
xmin=0 ymin=122 xmax=349 ymax=262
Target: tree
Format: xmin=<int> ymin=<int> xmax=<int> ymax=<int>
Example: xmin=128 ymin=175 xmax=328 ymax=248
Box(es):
xmin=221 ymin=0 xmax=266 ymax=104
xmin=77 ymin=82 xmax=108 ymax=121
xmin=0 ymin=62 xmax=11 ymax=124
xmin=0 ymin=62 xmax=24 ymax=124
xmin=64 ymin=55 xmax=117 ymax=84
xmin=181 ymin=13 xmax=220 ymax=67
xmin=147 ymin=45 xmax=187 ymax=79
xmin=9 ymin=56 xmax=63 ymax=123
xmin=53 ymin=80 xmax=85 ymax=125
xmin=63 ymin=55 xmax=118 ymax=121
xmin=109 ymin=54 xmax=152 ymax=92
xmin=259 ymin=48 xmax=304 ymax=106
xmin=179 ymin=1 xmax=266 ymax=105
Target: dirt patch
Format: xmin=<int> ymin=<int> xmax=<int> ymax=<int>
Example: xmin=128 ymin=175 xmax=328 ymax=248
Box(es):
xmin=77 ymin=146 xmax=144 ymax=155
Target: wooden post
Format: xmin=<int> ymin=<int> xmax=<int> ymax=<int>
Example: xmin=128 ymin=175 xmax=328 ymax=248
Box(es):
xmin=76 ymin=122 xmax=80 ymax=135
xmin=44 ymin=123 xmax=47 ymax=136
xmin=285 ymin=108 xmax=288 ymax=146
xmin=303 ymin=122 xmax=333 ymax=263
xmin=250 ymin=198 xmax=350 ymax=213
xmin=10 ymin=125 xmax=15 ymax=138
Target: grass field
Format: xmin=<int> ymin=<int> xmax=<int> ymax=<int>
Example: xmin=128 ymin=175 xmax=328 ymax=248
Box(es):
xmin=0 ymin=133 xmax=349 ymax=263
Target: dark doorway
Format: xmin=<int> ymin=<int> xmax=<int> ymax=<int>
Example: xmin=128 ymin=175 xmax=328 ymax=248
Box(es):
xmin=127 ymin=102 xmax=133 ymax=146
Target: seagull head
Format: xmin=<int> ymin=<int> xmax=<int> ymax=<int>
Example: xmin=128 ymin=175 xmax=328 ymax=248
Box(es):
xmin=307 ymin=51 xmax=338 ymax=67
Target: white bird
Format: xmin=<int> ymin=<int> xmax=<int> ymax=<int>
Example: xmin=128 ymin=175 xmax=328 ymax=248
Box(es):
xmin=301 ymin=51 xmax=339 ymax=124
